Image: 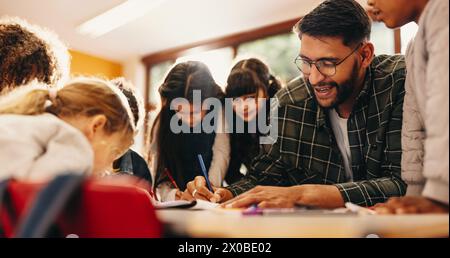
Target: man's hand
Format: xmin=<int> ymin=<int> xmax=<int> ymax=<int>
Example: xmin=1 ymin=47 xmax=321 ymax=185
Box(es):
xmin=372 ymin=196 xmax=449 ymax=214
xmin=220 ymin=186 xmax=302 ymax=208
xmin=220 ymin=185 xmax=345 ymax=209
xmin=182 ymin=176 xmax=234 ymax=203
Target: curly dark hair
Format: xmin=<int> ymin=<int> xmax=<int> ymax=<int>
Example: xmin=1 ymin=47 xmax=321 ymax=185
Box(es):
xmin=0 ymin=23 xmax=55 ymax=92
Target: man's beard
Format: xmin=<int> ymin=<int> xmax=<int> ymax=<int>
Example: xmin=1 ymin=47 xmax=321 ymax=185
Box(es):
xmin=310 ymin=62 xmax=360 ymax=109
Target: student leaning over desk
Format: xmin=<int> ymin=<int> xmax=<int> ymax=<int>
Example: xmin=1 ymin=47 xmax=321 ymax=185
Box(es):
xmin=367 ymin=0 xmax=448 ymax=214
xmin=147 ymin=61 xmax=230 ymax=202
xmin=0 ymin=77 xmax=135 ymax=181
xmin=184 ymin=0 xmax=408 ymax=209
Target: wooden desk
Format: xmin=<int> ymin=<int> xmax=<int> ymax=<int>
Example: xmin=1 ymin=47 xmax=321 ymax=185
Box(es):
xmin=156 ymin=209 xmax=449 ymax=238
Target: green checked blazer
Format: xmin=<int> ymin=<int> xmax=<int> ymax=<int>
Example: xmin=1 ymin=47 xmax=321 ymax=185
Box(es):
xmin=227 ymin=55 xmax=407 ymax=206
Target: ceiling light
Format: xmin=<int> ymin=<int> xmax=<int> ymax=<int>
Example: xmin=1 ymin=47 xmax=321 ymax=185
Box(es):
xmin=77 ymin=0 xmax=166 ymax=38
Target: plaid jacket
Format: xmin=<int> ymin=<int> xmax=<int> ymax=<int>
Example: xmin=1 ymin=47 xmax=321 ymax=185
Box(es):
xmin=227 ymin=55 xmax=407 ymax=206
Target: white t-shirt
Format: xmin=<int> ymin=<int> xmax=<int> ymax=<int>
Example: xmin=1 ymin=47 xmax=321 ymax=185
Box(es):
xmin=329 ymin=109 xmax=353 ymax=181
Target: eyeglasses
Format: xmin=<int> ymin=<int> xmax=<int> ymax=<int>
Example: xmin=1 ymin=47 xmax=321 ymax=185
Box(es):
xmin=294 ymin=43 xmax=362 ymax=77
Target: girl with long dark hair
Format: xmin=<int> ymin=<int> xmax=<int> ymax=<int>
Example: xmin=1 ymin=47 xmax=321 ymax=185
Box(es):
xmin=148 ymin=61 xmax=229 ymax=201
xmin=224 ymin=58 xmax=282 ymax=184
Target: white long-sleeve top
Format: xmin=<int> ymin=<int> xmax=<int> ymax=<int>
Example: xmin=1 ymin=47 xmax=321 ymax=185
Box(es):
xmin=402 ymin=0 xmax=449 ymax=204
xmin=148 ymin=112 xmax=230 ymax=201
xmin=0 ymin=113 xmax=93 ymax=181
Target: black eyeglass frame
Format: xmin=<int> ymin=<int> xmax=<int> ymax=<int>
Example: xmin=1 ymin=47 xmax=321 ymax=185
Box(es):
xmin=294 ymin=43 xmax=363 ymax=77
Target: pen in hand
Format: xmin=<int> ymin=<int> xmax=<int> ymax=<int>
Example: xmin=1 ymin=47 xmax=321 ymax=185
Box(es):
xmin=197 ymin=154 xmax=213 ymax=192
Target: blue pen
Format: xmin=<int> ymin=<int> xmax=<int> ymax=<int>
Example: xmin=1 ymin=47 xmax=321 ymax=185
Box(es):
xmin=197 ymin=154 xmax=213 ymax=192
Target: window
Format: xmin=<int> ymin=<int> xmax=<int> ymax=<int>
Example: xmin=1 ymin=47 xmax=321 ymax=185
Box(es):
xmin=148 ymin=60 xmax=174 ymax=106
xmin=401 ymin=22 xmax=419 ymax=54
xmin=237 ymin=33 xmax=300 ymax=84
xmin=176 ymin=47 xmax=234 ymax=88
xmin=371 ymin=22 xmax=395 ymax=55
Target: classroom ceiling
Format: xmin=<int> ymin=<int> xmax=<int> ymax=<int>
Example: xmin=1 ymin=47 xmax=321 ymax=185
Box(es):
xmin=0 ymin=0 xmax=368 ymax=62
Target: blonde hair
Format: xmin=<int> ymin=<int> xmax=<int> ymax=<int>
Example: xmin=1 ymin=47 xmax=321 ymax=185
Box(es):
xmin=0 ymin=78 xmax=133 ymax=138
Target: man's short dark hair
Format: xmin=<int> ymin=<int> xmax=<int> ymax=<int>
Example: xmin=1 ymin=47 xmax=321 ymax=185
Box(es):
xmin=294 ymin=0 xmax=371 ymax=46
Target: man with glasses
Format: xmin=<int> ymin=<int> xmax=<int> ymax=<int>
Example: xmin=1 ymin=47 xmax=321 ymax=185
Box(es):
xmin=187 ymin=0 xmax=407 ymax=209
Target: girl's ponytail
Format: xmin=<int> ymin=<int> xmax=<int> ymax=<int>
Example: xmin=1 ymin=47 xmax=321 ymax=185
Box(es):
xmin=0 ymin=85 xmax=53 ymax=115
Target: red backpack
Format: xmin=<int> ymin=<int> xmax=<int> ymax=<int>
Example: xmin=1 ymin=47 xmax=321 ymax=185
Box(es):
xmin=0 ymin=174 xmax=162 ymax=238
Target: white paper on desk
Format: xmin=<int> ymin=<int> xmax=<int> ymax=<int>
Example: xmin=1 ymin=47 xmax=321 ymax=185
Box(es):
xmin=190 ymin=199 xmax=220 ymax=210
xmin=153 ymin=199 xmax=219 ymax=210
